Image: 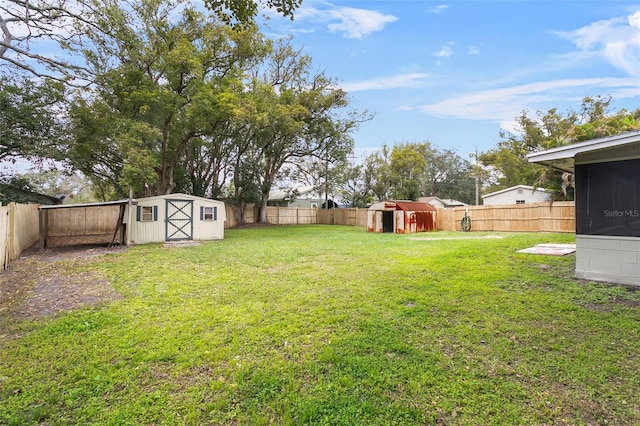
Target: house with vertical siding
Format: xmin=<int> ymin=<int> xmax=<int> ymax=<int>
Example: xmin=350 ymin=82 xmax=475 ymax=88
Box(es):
xmin=482 ymin=185 xmax=552 ymax=206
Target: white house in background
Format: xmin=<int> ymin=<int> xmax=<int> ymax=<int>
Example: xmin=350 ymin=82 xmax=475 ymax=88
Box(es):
xmin=481 ymin=185 xmax=552 ymax=206
xmin=128 ymin=193 xmax=226 ymax=244
xmin=267 ymin=185 xmax=336 ymax=208
xmin=528 ymin=131 xmax=640 ymax=286
xmin=419 ymin=196 xmax=467 ymax=209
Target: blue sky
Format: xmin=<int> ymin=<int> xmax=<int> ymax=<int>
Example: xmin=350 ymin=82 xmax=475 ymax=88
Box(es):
xmin=262 ymin=0 xmax=640 ymax=160
xmin=2 ymin=0 xmax=638 ymax=175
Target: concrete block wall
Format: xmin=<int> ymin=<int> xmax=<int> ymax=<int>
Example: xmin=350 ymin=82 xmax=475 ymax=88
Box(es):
xmin=575 ymin=235 xmax=640 ymax=286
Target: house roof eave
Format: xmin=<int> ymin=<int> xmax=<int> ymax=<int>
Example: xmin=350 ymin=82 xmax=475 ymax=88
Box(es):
xmin=527 ymin=131 xmax=640 ymax=173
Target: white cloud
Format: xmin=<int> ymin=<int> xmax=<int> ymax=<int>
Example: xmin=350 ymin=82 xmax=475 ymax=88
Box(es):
xmin=294 ymin=4 xmax=398 ymax=39
xmin=553 ymin=9 xmax=640 ymax=77
xmin=427 ymin=5 xmax=449 ymax=14
xmin=341 ymin=73 xmax=431 ymax=92
xmin=326 ymin=7 xmax=398 ymax=39
xmin=467 ymin=45 xmax=480 ymax=55
xmin=434 ymin=43 xmax=454 ymax=58
xmin=434 ymin=46 xmax=452 ymax=58
xmin=419 ymin=77 xmax=640 ymax=121
xmin=499 ymin=120 xmax=521 ymax=135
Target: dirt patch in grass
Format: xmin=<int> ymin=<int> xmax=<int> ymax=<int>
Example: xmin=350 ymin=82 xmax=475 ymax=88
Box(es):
xmin=409 ymin=235 xmax=504 ymax=241
xmin=582 ymin=297 xmax=640 ymax=312
xmin=0 ymin=244 xmax=125 ymax=336
xmin=229 ymin=221 xmax=276 ymax=229
xmin=163 ymin=241 xmax=202 ymax=248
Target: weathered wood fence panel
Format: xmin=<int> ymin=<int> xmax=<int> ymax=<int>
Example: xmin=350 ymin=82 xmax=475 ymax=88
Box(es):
xmin=47 ymin=205 xmax=121 ymax=236
xmin=224 ymin=204 xmax=258 ymax=228
xmin=437 ymin=202 xmax=575 ymax=232
xmin=0 ymin=203 xmax=40 ymax=270
xmin=317 ymin=208 xmax=331 ymax=225
xmin=316 ymin=208 xmax=368 ymax=226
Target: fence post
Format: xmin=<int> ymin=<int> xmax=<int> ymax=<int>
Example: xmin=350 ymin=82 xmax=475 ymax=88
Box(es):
xmin=7 ymin=203 xmax=16 ymax=261
xmin=1 ymin=206 xmax=9 ymax=270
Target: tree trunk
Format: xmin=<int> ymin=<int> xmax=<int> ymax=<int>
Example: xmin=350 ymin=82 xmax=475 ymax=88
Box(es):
xmin=238 ymin=200 xmax=247 ymax=225
xmin=258 ymin=193 xmax=269 ymax=223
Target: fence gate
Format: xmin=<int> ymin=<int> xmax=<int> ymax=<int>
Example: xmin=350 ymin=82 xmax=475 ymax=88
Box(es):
xmin=165 ymin=199 xmax=193 ymax=241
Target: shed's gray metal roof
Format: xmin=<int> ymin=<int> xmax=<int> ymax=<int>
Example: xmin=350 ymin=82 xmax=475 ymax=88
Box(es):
xmin=39 ymin=199 xmax=135 ymax=210
xmin=527 ymin=131 xmax=640 ymax=173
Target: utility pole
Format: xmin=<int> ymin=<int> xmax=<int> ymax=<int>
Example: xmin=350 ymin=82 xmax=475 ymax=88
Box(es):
xmin=474 ymin=146 xmax=480 ymax=206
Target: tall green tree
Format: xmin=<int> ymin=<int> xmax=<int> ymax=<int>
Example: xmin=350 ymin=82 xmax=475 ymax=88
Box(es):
xmin=389 ymin=142 xmax=427 ymax=200
xmin=376 ymin=141 xmax=475 ymax=203
xmin=237 ymin=38 xmax=366 ymax=222
xmin=480 ymin=96 xmax=640 ymax=201
xmin=67 ymin=0 xmax=268 ymax=198
xmin=421 ymin=146 xmax=475 ymax=204
xmin=363 ymin=145 xmax=394 ymax=202
xmin=0 ymin=76 xmax=67 ymax=163
xmin=336 ymin=162 xmax=372 ymax=207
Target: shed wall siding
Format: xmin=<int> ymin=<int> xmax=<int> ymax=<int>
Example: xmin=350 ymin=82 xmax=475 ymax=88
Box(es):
xmin=575 ymin=235 xmax=640 ymax=286
xmin=128 ymin=195 xmax=225 ymax=244
xmin=129 ymin=199 xmax=165 ymax=244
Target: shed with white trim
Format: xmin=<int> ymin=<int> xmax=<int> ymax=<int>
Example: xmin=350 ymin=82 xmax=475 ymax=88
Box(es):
xmin=129 ymin=193 xmax=226 ymax=245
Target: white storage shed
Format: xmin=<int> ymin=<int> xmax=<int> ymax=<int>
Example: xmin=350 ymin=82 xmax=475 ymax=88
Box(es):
xmin=128 ymin=193 xmax=226 ymax=245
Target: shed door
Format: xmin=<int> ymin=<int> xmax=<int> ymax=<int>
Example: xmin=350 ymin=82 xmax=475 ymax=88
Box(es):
xmin=382 ymin=210 xmax=394 ymax=233
xmin=165 ymin=199 xmax=193 ymax=241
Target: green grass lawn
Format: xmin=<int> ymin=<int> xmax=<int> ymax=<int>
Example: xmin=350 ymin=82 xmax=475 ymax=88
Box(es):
xmin=1 ymin=225 xmax=640 ymax=425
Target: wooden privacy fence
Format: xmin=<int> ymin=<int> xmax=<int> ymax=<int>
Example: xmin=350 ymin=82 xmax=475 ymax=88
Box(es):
xmin=225 ymin=203 xmax=575 ymax=232
xmin=317 ymin=208 xmax=368 ymax=226
xmin=44 ymin=205 xmax=121 ymax=236
xmin=0 ymin=203 xmax=40 ymax=270
xmin=267 ymin=206 xmax=317 ymax=225
xmin=437 ymin=202 xmax=575 ymax=232
xmin=41 ymin=204 xmax=122 ymax=246
xmin=224 ymin=205 xmax=369 ymax=227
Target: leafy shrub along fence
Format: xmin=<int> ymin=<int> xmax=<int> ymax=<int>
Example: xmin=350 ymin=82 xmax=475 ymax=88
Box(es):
xmin=0 ymin=203 xmax=40 ymax=270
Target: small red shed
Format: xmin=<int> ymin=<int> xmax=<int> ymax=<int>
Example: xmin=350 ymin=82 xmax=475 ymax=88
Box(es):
xmin=367 ymin=201 xmax=437 ymax=233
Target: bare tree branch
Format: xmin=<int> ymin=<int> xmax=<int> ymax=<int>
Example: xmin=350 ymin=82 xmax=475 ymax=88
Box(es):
xmin=0 ymin=0 xmax=99 ymax=84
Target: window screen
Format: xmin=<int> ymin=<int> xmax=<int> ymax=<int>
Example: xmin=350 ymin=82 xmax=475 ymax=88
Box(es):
xmin=575 ymin=159 xmax=640 ymax=237
xmin=141 ymin=206 xmax=154 ymax=221
xmin=137 ymin=205 xmax=157 ymax=222
xmin=203 ymin=206 xmax=213 ymax=221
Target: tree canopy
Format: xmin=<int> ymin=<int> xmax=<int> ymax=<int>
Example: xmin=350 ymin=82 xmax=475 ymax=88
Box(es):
xmin=1 ymin=0 xmax=303 ymax=81
xmin=0 ymin=75 xmax=66 ymax=163
xmin=338 ymin=142 xmax=475 ymax=206
xmin=480 ymin=96 xmax=640 ymax=200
